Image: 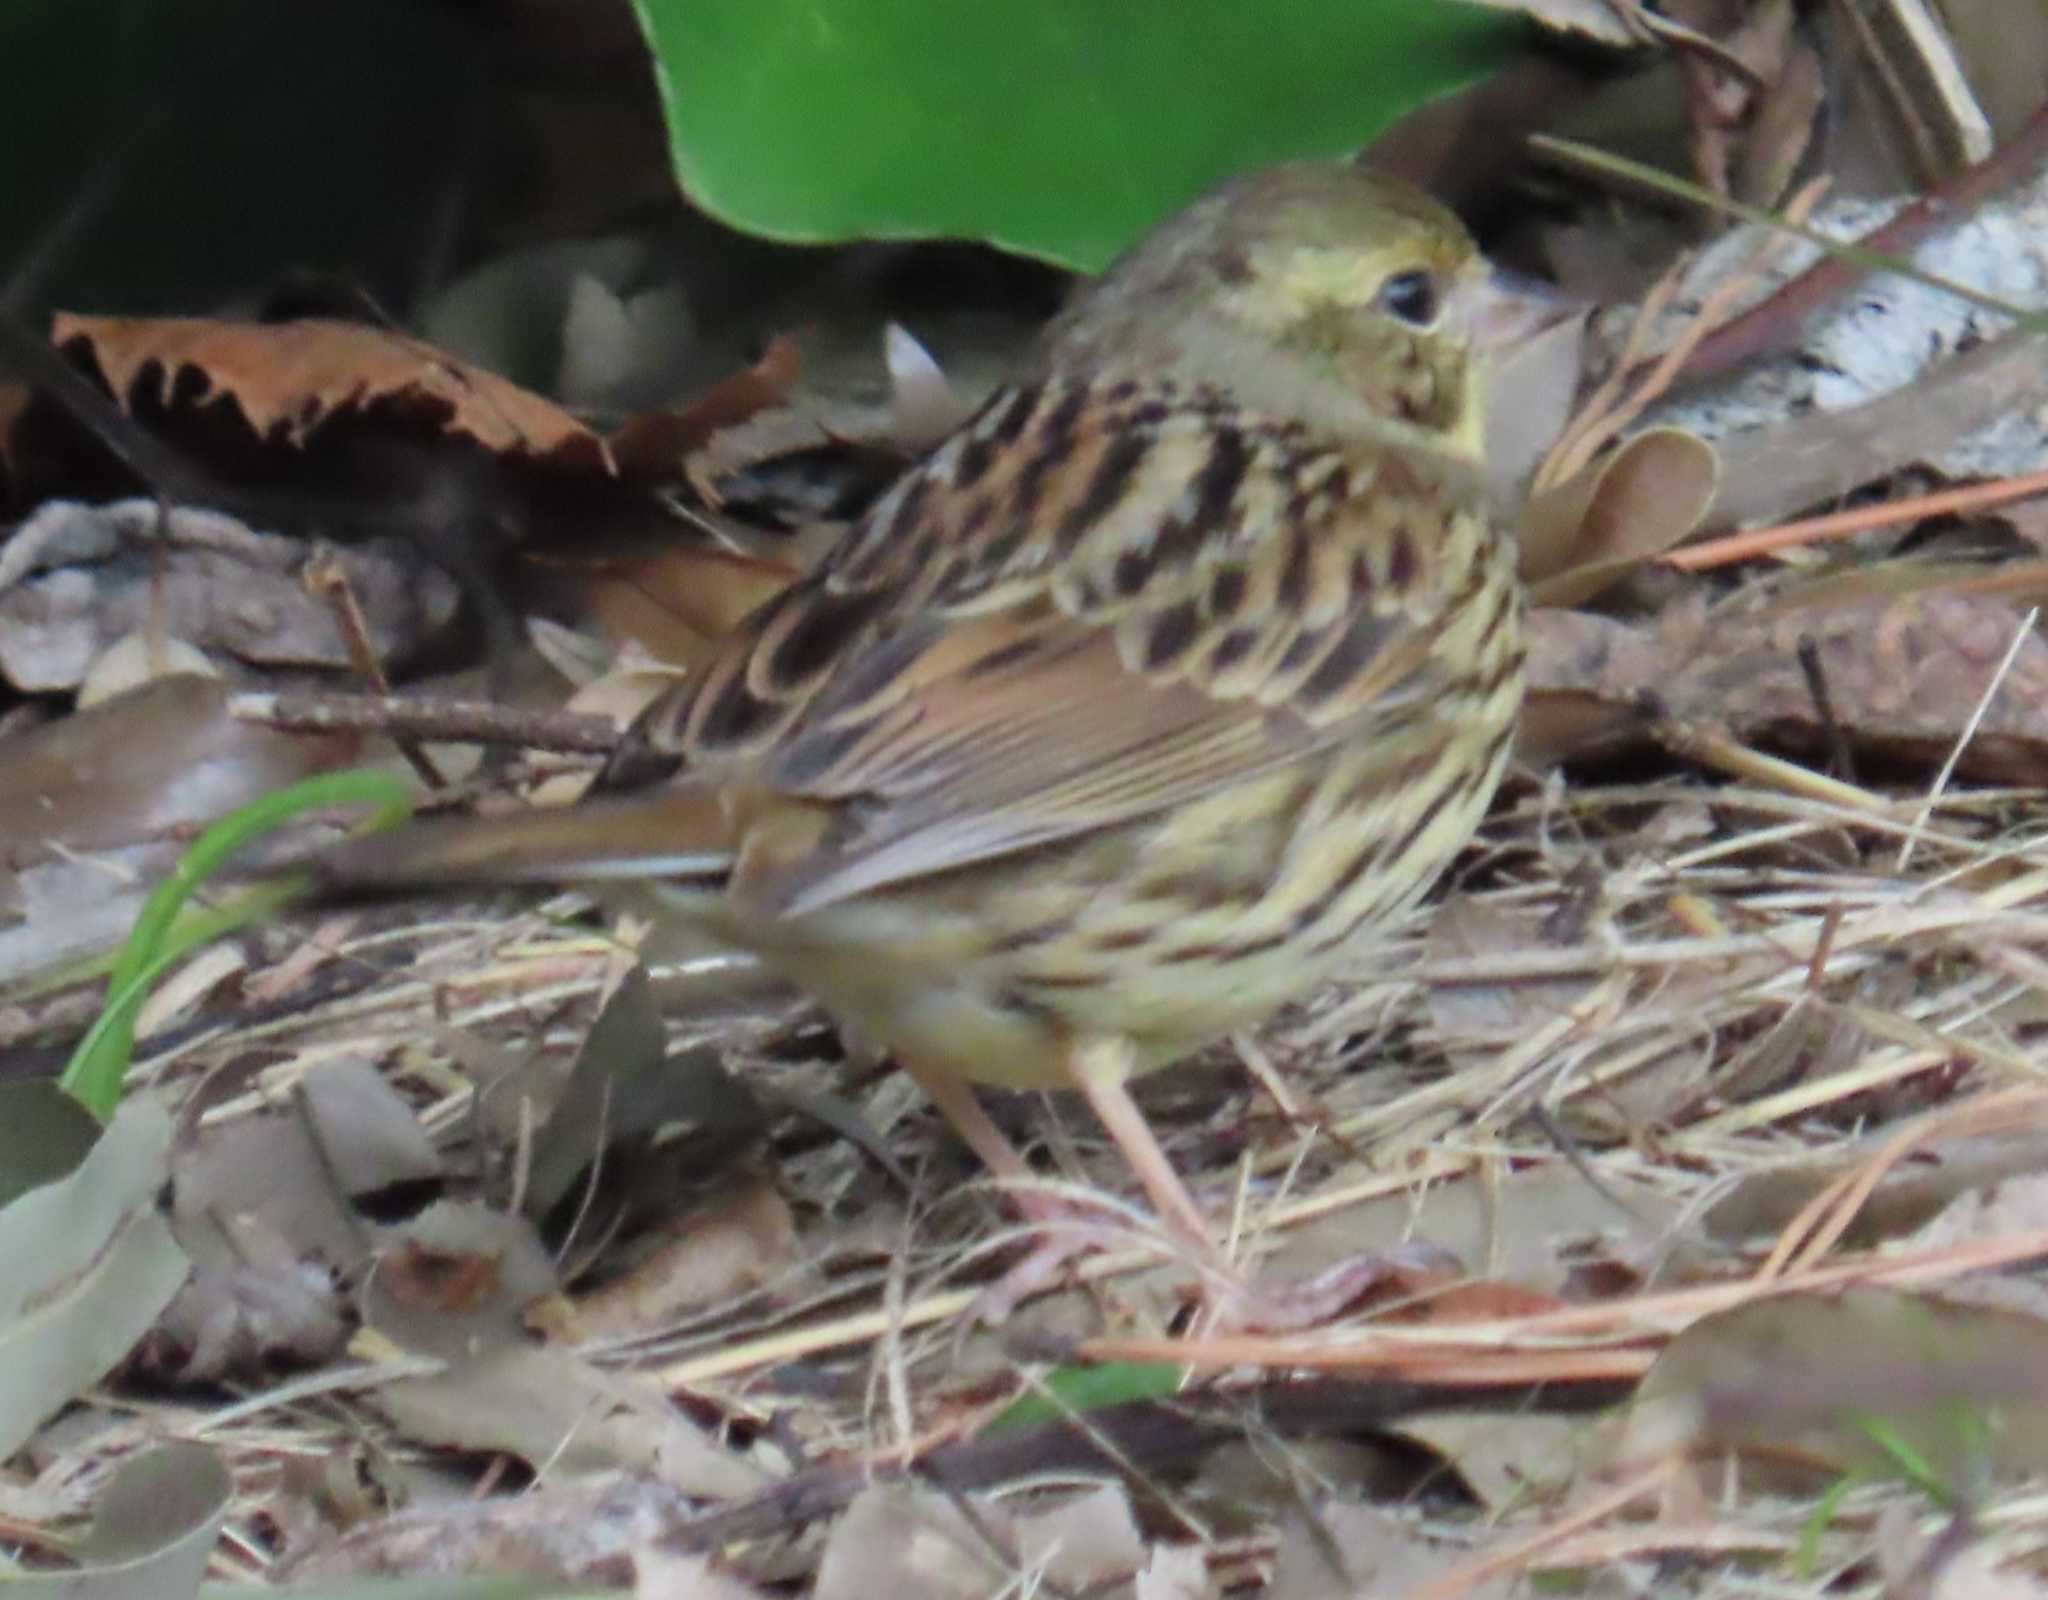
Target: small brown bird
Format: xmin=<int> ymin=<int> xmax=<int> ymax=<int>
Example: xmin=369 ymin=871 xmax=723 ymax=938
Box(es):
xmin=316 ymin=164 xmax=1558 ymax=1303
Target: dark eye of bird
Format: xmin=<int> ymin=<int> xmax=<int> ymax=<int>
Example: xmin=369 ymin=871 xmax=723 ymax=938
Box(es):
xmin=1377 ymin=269 xmax=1439 ymax=327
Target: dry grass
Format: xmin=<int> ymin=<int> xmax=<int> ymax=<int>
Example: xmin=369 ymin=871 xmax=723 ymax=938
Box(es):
xmin=63 ymin=735 xmax=2048 ymax=1595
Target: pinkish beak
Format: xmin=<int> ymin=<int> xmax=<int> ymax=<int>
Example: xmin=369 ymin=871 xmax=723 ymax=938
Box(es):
xmin=1465 ymin=265 xmax=1586 ymax=352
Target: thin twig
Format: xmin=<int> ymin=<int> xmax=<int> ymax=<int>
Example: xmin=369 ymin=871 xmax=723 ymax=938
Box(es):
xmin=230 ymin=691 xmax=623 ymax=756
xmin=304 ymin=548 xmax=447 ymax=788
xmin=1577 ymin=94 xmax=2048 ymax=388
xmin=1896 ymin=605 xmax=2039 ymax=873
xmin=1669 ymin=468 xmax=2048 ymax=570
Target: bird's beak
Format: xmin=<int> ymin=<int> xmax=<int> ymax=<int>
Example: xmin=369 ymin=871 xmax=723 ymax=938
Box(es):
xmin=1462 ymin=265 xmax=1586 ymax=353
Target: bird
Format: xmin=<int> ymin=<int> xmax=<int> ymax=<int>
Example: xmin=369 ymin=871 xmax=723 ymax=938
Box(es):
xmin=311 ymin=162 xmax=1561 ymax=1311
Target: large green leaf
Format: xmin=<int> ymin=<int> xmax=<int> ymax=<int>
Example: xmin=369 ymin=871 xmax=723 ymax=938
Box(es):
xmin=630 ymin=0 xmax=1521 ymax=270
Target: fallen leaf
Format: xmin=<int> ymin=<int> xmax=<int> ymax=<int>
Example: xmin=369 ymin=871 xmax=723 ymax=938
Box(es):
xmin=1526 ymin=583 xmax=2048 ymax=782
xmin=1623 ymin=1289 xmax=2048 ymax=1487
xmin=1392 ymin=1411 xmax=1588 ymax=1512
xmin=534 ymin=1175 xmax=798 ymax=1341
xmin=0 ymin=498 xmax=460 ymax=689
xmin=1522 ymin=428 xmax=1721 ymax=603
xmin=280 ymin=1471 xmax=710 ymax=1586
xmin=0 ymin=1096 xmax=189 ymax=1460
xmin=75 ymin=632 xmax=219 ymax=709
xmin=607 ymin=335 xmax=803 ymax=479
xmin=1267 ymin=1500 xmax=1510 ymax=1600
xmin=51 ymin=1440 xmax=232 ymax=1596
xmin=53 ymin=313 xmax=610 ymax=471
xmin=885 ymin=323 xmax=972 ymax=450
xmin=378 ymin=1346 xmax=770 ymax=1499
xmin=364 ymin=1201 xmax=559 ymax=1358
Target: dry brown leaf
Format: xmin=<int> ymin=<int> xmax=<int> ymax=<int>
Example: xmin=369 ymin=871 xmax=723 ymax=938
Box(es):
xmin=52 ymin=312 xmax=612 ymax=470
xmin=534 ymin=1176 xmax=799 ymax=1341
xmin=142 ymin=1228 xmax=347 ymax=1383
xmin=1735 ymin=41 xmax=1825 ymax=207
xmin=280 ymin=1472 xmax=706 ymax=1584
xmin=362 ymin=1200 xmax=559 ymax=1357
xmin=1391 ymin=1411 xmax=1588 ymax=1511
xmin=1423 ymin=895 xmax=1600 ymax=1047
xmin=607 ymin=334 xmax=803 ymax=479
xmin=557 ymin=542 xmax=798 ymax=667
xmin=1707 ymin=1134 xmax=2048 ymax=1253
xmin=1522 ymin=428 xmax=1721 ymax=603
xmin=1526 ymin=584 xmax=2048 ymax=780
xmin=0 ymin=674 xmax=362 ymax=984
xmin=1486 ymin=307 xmax=1591 ymax=514
xmin=378 ymin=1345 xmax=770 ymax=1496
xmin=172 ymin=1059 xmax=441 ymax=1278
xmin=1013 ymin=1482 xmax=1148 ymax=1590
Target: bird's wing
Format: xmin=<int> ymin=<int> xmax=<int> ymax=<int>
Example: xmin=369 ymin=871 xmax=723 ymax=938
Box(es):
xmin=627 ymin=377 xmax=1504 ymax=917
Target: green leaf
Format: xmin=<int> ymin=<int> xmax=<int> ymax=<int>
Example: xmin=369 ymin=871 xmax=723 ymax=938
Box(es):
xmin=62 ymin=769 xmax=414 ymax=1120
xmin=986 ymin=1361 xmax=1187 ymax=1434
xmin=629 ymin=0 xmax=1521 ymax=270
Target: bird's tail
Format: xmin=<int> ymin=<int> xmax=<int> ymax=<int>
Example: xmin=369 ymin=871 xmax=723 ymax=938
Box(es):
xmin=303 ymin=787 xmax=735 ymax=897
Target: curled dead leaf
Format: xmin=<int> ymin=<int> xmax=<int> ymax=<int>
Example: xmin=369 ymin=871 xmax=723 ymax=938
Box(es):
xmin=54 ymin=313 xmax=611 ymax=471
xmin=1522 ymin=427 xmax=1721 ymax=603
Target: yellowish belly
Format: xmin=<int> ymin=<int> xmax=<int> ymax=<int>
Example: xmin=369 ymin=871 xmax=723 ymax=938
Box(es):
xmin=703 ymin=723 xmax=1513 ymax=1092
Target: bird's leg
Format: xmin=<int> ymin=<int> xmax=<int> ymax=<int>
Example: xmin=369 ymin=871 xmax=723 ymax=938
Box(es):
xmin=906 ymin=1042 xmax=1401 ymax=1329
xmin=898 ymin=1052 xmax=1150 ymax=1317
xmin=1070 ymin=1036 xmax=1447 ymax=1332
xmin=897 ymin=1054 xmax=1041 ymax=1191
xmin=1062 ymin=1034 xmax=1219 ymax=1252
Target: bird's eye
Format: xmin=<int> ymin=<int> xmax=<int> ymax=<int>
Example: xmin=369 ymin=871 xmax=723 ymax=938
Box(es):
xmin=1377 ymin=270 xmax=1440 ymax=327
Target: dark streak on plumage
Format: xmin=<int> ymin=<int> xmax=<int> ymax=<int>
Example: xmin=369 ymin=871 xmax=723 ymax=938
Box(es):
xmin=987 ymin=383 xmax=1042 ymax=447
xmin=1383 ymin=781 xmax=1458 ymax=874
xmin=951 ymin=432 xmax=996 ymax=490
xmin=693 ymin=679 xmax=778 ymax=752
xmin=1296 ymin=612 xmax=1395 ymax=708
xmin=1386 ymin=528 xmax=1418 ymax=591
xmin=767 ymin=589 xmax=887 ymax=691
xmin=1190 ymin=426 xmax=1250 ymax=533
xmin=1056 ymin=429 xmax=1152 ymax=556
xmin=1275 ymin=627 xmax=1326 ymax=677
xmin=964 ymin=637 xmax=1043 ymax=679
xmin=1142 ymin=600 xmax=1201 ymax=672
xmin=1208 ymin=564 xmax=1249 ymax=618
xmin=1209 ymin=626 xmax=1261 ymax=672
xmin=1112 ymin=544 xmax=1156 ymax=597
xmin=773 ymin=715 xmax=875 ymax=790
xmin=1093 ymin=927 xmax=1154 ymax=952
xmin=1277 ymin=524 xmax=1313 ymax=612
xmin=1290 ymin=843 xmax=1384 ymax=936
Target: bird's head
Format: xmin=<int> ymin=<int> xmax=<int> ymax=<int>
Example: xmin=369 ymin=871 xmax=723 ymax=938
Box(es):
xmin=1041 ymin=163 xmax=1569 ymax=463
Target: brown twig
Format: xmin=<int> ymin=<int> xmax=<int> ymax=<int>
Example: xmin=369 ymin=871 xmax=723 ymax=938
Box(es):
xmin=1669 ymin=468 xmax=2048 ymax=570
xmin=230 ymin=690 xmax=623 ymax=756
xmin=1666 ymin=94 xmax=2048 ymax=387
xmin=303 ymin=548 xmax=448 ymax=789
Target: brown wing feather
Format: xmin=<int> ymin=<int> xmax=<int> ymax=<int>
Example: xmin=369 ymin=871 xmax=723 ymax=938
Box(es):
xmin=627 ymin=377 xmax=1492 ymax=915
